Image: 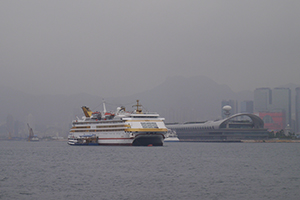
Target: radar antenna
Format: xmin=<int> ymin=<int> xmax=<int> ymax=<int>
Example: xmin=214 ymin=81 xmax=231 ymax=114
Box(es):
xmin=223 ymin=105 xmax=232 ymax=118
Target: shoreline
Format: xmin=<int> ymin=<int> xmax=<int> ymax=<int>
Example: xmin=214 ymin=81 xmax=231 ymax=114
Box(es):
xmin=242 ymin=139 xmax=300 ymax=143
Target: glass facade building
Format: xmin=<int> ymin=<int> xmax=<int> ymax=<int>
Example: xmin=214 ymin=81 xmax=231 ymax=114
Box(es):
xmin=254 ymin=88 xmax=272 ymax=112
xmin=296 ymin=87 xmax=300 ymax=133
xmin=254 ymin=87 xmax=291 ymax=130
xmin=271 ymin=88 xmax=291 ymax=127
xmin=241 ymin=101 xmax=254 ymax=114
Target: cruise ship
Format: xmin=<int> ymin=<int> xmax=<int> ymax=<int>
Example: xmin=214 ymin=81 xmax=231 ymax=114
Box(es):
xmin=68 ymin=100 xmax=167 ymax=146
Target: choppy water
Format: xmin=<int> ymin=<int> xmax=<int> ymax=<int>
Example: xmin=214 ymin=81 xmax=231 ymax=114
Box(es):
xmin=1 ymin=141 xmax=300 ymax=200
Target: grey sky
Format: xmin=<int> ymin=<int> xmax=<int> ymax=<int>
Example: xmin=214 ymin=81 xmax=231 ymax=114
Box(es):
xmin=1 ymin=1 xmax=299 ymax=97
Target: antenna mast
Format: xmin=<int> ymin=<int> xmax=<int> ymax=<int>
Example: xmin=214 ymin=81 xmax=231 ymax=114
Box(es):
xmin=102 ymin=99 xmax=107 ymax=113
xmin=133 ymin=100 xmax=142 ymax=113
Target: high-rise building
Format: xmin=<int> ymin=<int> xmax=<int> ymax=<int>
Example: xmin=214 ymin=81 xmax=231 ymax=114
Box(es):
xmin=254 ymin=87 xmax=292 ymax=130
xmin=221 ymin=100 xmax=238 ymax=118
xmin=271 ymin=88 xmax=291 ymax=127
xmin=241 ymin=101 xmax=253 ymax=114
xmin=254 ymin=88 xmax=272 ymax=112
xmin=296 ymin=87 xmax=300 ymax=133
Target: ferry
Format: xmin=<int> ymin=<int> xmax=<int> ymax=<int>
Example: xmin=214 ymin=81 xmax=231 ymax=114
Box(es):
xmin=68 ymin=100 xmax=167 ymax=146
xmin=164 ymin=129 xmax=179 ymax=142
xmin=29 ymin=136 xmax=39 ymax=142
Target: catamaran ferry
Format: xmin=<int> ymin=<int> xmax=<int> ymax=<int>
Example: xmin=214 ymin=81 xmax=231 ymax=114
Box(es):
xmin=68 ymin=100 xmax=167 ymax=146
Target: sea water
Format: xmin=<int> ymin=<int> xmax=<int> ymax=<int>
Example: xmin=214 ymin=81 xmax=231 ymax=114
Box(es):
xmin=0 ymin=141 xmax=300 ymax=200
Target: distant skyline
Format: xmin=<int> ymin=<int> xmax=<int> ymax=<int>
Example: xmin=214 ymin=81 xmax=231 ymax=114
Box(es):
xmin=1 ymin=1 xmax=300 ymax=97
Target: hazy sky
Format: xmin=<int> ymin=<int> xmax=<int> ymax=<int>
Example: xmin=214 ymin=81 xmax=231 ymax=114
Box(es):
xmin=1 ymin=1 xmax=299 ymax=97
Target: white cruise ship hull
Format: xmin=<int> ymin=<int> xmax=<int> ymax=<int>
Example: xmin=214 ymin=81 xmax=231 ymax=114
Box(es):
xmin=98 ymin=138 xmax=134 ymax=145
xmin=68 ymin=134 xmax=164 ymax=146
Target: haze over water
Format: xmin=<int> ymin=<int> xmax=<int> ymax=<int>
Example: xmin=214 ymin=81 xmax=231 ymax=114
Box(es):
xmin=1 ymin=1 xmax=300 ymax=97
xmin=1 ymin=141 xmax=299 ymax=200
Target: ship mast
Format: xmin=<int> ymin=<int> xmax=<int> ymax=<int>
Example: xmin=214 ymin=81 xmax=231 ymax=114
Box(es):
xmin=133 ymin=100 xmax=142 ymax=113
xmin=103 ymin=99 xmax=107 ymax=113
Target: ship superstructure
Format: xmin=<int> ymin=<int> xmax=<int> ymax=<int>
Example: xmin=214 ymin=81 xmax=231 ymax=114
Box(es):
xmin=68 ymin=100 xmax=167 ymax=146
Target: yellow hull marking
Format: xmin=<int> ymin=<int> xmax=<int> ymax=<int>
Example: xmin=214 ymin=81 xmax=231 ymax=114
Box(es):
xmin=126 ymin=128 xmax=167 ymax=132
xmin=125 ymin=120 xmax=164 ymax=122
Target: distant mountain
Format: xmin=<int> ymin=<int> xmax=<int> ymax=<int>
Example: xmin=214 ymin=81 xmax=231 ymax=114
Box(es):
xmin=3 ymin=75 xmax=298 ymax=139
xmin=113 ymin=75 xmax=252 ymax=123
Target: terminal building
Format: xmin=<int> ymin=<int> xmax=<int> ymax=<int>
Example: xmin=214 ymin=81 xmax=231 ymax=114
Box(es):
xmin=296 ymin=87 xmax=300 ymax=133
xmin=166 ymin=113 xmax=269 ymax=142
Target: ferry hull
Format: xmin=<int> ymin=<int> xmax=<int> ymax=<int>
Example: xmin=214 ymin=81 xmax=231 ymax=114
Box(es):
xmin=164 ymin=138 xmax=180 ymax=142
xmin=97 ymin=138 xmax=133 ymax=146
xmin=68 ymin=142 xmax=99 ymax=146
xmin=68 ymin=136 xmax=164 ymax=146
xmin=132 ymin=134 xmax=164 ymax=146
xmin=67 ymin=139 xmax=99 ymax=146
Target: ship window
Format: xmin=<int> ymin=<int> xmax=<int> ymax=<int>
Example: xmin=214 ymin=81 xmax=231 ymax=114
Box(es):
xmin=133 ymin=116 xmax=157 ymax=118
xmin=141 ymin=122 xmax=158 ymax=128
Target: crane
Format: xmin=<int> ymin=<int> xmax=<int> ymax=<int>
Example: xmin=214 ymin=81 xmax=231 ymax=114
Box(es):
xmin=27 ymin=123 xmax=34 ymax=141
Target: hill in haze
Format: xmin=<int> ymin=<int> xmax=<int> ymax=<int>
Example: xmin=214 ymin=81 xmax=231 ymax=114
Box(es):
xmin=0 ymin=75 xmax=255 ymax=139
xmin=112 ymin=75 xmax=252 ymax=123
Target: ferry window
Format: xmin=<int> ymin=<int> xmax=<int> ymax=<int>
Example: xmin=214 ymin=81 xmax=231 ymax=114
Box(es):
xmin=141 ymin=122 xmax=158 ymax=128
